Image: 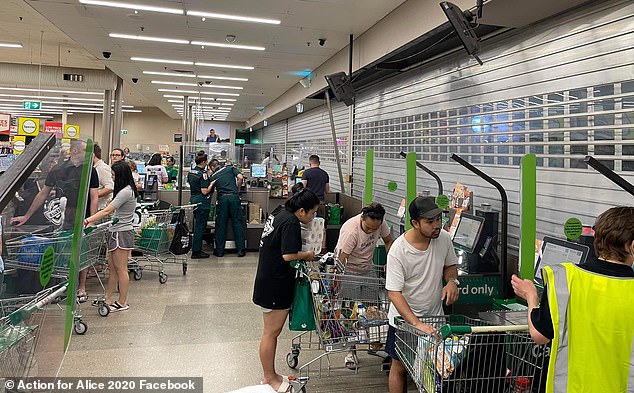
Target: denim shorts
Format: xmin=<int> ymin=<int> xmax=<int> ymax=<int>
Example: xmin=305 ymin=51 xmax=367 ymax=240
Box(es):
xmin=385 ymin=325 xmax=400 ymax=361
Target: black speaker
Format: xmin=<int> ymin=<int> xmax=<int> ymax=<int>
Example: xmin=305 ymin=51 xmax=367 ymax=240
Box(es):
xmin=325 ymin=72 xmax=355 ymax=106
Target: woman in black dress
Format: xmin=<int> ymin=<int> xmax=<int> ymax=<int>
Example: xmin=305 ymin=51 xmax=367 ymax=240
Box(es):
xmin=253 ymin=187 xmax=320 ymax=392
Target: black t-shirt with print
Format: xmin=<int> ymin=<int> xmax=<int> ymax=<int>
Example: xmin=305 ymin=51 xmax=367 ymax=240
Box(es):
xmin=45 ymin=160 xmax=99 ymax=226
xmin=531 ymin=260 xmax=634 ymax=340
xmin=252 ymin=209 xmax=302 ymax=309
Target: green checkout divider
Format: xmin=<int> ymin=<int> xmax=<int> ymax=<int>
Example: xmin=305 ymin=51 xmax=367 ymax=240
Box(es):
xmin=520 ymin=154 xmax=537 ymax=280
xmin=406 ymin=152 xmax=416 ymax=230
xmin=65 ymin=139 xmax=94 ymax=350
xmin=364 ymin=149 xmax=374 ymax=206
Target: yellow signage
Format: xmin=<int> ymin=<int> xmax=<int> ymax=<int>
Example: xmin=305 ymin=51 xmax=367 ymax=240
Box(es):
xmin=63 ymin=124 xmax=80 ymax=139
xmin=13 ymin=135 xmax=26 ymax=154
xmin=61 ymin=138 xmax=71 ymax=152
xmin=18 ymin=117 xmax=40 ymax=136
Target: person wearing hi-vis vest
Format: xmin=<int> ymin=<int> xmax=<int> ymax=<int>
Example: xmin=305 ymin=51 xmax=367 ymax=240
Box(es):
xmin=208 ymin=159 xmax=246 ymax=257
xmin=187 ymin=153 xmax=215 ymax=259
xmin=511 ymin=206 xmax=634 ymax=393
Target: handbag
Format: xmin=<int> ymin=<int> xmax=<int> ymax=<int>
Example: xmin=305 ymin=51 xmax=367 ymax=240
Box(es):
xmin=288 ymin=262 xmax=316 ymax=331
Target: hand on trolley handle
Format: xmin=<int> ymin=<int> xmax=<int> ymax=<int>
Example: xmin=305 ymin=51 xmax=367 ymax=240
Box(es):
xmin=441 ymin=280 xmax=459 ymax=306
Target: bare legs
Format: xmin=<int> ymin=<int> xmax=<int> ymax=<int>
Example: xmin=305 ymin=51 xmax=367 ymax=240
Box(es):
xmin=105 ymin=248 xmax=130 ymax=306
xmin=259 ymin=309 xmax=289 ymax=390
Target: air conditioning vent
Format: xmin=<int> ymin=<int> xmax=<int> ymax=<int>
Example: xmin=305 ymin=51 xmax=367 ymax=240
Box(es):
xmin=63 ymin=73 xmax=84 ymax=82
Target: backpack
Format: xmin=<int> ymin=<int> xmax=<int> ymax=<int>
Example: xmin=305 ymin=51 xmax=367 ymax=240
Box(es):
xmin=169 ymin=209 xmax=192 ymax=255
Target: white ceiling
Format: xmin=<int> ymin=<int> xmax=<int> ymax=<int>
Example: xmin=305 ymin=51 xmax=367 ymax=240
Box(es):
xmin=14 ymin=0 xmax=407 ymax=122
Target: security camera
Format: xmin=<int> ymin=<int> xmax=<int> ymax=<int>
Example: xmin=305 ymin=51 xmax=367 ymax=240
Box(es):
xmin=132 ymin=78 xmax=138 ymax=83
xmin=198 ymin=81 xmax=203 ymax=86
xmin=318 ymin=38 xmax=326 ymax=46
xmin=102 ymin=51 xmax=111 ymax=59
xmin=205 ymin=81 xmax=211 ymax=85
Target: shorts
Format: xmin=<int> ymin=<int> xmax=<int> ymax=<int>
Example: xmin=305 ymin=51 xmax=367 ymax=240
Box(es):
xmin=261 ymin=307 xmax=290 ymax=313
xmin=107 ymin=230 xmax=135 ymax=252
xmin=385 ymin=325 xmax=400 ymax=361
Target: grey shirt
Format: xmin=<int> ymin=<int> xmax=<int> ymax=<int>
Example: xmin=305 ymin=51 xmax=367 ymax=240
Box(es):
xmin=110 ymin=186 xmax=137 ymax=232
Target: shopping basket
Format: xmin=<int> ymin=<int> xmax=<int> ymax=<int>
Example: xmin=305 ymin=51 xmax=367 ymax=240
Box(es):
xmin=394 ymin=315 xmax=549 ymax=393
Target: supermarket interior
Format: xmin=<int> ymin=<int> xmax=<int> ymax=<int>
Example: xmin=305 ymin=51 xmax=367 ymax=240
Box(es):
xmin=0 ymin=0 xmax=633 ymax=393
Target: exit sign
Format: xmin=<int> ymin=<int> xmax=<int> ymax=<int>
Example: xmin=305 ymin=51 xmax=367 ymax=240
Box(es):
xmin=235 ymin=138 xmax=245 ymax=145
xmin=120 ymin=129 xmax=128 ymax=135
xmin=23 ymin=101 xmax=41 ymax=110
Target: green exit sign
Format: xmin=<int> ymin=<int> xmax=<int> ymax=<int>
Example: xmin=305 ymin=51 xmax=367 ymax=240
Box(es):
xmin=23 ymin=101 xmax=41 ymax=110
xmin=235 ymin=138 xmax=246 ymax=145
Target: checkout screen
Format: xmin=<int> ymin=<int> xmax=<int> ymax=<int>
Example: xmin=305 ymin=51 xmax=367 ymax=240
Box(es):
xmin=453 ymin=215 xmax=482 ymax=251
xmin=535 ymin=242 xmax=585 ymax=280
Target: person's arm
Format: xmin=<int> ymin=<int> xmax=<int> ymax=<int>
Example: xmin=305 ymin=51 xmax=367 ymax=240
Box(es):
xmin=236 ymin=173 xmax=243 ymax=192
xmin=84 ymin=203 xmax=115 ymax=226
xmin=382 ymin=234 xmax=394 ymax=254
xmin=324 ymin=183 xmax=330 ymax=194
xmin=282 ymin=250 xmax=314 ymax=262
xmin=161 ymin=167 xmax=169 ymax=183
xmin=89 ymin=188 xmax=99 ymax=216
xmin=201 ymin=179 xmax=217 ymax=195
xmin=511 ymin=274 xmax=550 ymax=345
xmin=442 ymin=264 xmax=459 ymax=305
xmin=388 ymin=291 xmax=435 ymax=333
xmin=11 ymin=185 xmax=51 ymax=226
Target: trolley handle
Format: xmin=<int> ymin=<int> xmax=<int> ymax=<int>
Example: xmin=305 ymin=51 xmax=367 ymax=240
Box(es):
xmin=84 ymin=218 xmax=119 ymax=234
xmin=9 ymin=283 xmax=68 ymax=326
xmin=439 ymin=324 xmax=529 ymax=340
xmin=170 ymin=203 xmax=199 ymax=211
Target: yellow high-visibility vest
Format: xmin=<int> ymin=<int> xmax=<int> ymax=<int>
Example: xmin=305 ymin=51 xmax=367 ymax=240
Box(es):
xmin=543 ymin=263 xmax=634 ymax=393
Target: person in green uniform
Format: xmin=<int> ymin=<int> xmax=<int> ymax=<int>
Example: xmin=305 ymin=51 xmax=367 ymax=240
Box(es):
xmin=209 ymin=159 xmax=246 ymax=257
xmin=188 ymin=153 xmax=215 ymax=259
xmin=165 ymin=156 xmax=179 ymax=183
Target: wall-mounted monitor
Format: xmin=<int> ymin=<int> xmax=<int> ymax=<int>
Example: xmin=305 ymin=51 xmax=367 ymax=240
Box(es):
xmin=251 ymin=164 xmax=267 ymax=178
xmin=440 ymin=1 xmax=483 ymax=65
xmin=325 ymin=72 xmax=355 ymax=107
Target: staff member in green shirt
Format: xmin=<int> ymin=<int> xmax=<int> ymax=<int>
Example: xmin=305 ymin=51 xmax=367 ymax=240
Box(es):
xmin=165 ymin=156 xmax=179 ymax=183
xmin=209 ymin=159 xmax=246 ymax=257
xmin=188 ymin=153 xmax=215 ymax=259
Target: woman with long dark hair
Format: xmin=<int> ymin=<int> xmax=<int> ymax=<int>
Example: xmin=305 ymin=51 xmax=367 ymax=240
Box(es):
xmin=145 ymin=153 xmax=168 ymax=186
xmin=253 ymin=187 xmax=320 ymax=392
xmin=84 ymin=160 xmax=139 ymax=312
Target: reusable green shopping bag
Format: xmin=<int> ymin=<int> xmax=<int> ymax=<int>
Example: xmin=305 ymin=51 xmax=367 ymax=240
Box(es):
xmin=289 ymin=262 xmax=316 ymax=331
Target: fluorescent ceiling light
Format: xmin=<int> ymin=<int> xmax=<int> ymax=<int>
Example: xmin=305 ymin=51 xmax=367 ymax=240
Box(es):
xmin=110 ymin=33 xmax=189 ymax=44
xmin=197 ymin=75 xmax=248 ymax=82
xmin=158 ymin=89 xmax=239 ymax=97
xmin=0 ymin=98 xmax=133 ymax=108
xmin=0 ymin=94 xmax=103 ymax=102
xmin=168 ymin=99 xmax=233 ymax=106
xmin=143 ymin=71 xmax=196 ymax=78
xmin=0 ymin=87 xmax=102 ymax=95
xmin=0 ymin=42 xmax=23 ymax=48
xmin=201 ymin=84 xmax=243 ymax=90
xmin=195 ymin=62 xmax=254 ymax=70
xmin=131 ymin=57 xmax=193 ymax=65
xmin=162 ymin=94 xmax=236 ymax=102
xmin=187 ymin=10 xmax=280 ymax=25
xmin=79 ymin=0 xmax=183 ymax=15
xmin=152 ymin=81 xmax=199 ymax=87
xmin=190 ymin=41 xmax=264 ymax=51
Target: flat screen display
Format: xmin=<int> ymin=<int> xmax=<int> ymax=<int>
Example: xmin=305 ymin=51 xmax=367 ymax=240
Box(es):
xmin=534 ymin=236 xmax=589 ymax=283
xmin=251 ymin=164 xmax=266 ymax=178
xmin=136 ymin=163 xmax=145 ymax=175
xmin=452 ymin=213 xmax=484 ymax=253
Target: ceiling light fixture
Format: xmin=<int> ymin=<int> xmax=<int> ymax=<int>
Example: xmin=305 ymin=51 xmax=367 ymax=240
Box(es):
xmin=0 ymin=42 xmax=23 ymax=48
xmin=200 ymin=84 xmax=243 ymax=90
xmin=0 ymin=93 xmax=104 ymax=102
xmin=190 ymin=41 xmax=264 ymax=51
xmin=196 ymin=75 xmax=248 ymax=82
xmin=143 ymin=71 xmax=196 ymax=78
xmin=0 ymin=87 xmax=103 ymax=95
xmin=109 ymin=33 xmax=189 ymax=44
xmin=158 ymin=88 xmax=239 ymax=97
xmin=78 ymin=0 xmax=184 ymax=15
xmin=131 ymin=57 xmax=193 ymax=65
xmin=187 ymin=10 xmax=280 ymax=25
xmin=195 ymin=62 xmax=254 ymax=70
xmin=152 ymin=81 xmax=199 ymax=87
xmin=162 ymin=94 xmax=237 ymax=102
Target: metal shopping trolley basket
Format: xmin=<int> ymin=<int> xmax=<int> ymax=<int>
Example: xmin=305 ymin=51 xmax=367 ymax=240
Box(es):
xmin=287 ymin=257 xmax=391 ymax=377
xmin=394 ymin=315 xmax=549 ymax=393
xmin=0 ymin=282 xmax=67 ymax=379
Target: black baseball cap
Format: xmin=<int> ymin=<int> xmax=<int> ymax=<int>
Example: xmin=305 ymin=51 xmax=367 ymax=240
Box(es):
xmin=409 ymin=196 xmax=443 ymax=220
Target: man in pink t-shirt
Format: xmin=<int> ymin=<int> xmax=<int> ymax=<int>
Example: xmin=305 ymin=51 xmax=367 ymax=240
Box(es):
xmin=335 ymin=202 xmax=394 ymax=369
xmin=336 ymin=203 xmax=393 ymax=275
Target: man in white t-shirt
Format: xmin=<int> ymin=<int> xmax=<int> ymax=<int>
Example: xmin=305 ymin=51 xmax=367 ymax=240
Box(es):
xmin=92 ymin=144 xmax=114 ymax=210
xmin=385 ymin=196 xmax=459 ymax=393
xmin=335 ymin=202 xmax=394 ymax=369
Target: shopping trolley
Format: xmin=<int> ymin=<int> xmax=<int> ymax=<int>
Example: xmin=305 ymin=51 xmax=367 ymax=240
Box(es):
xmin=287 ymin=257 xmax=391 ymax=377
xmin=394 ymin=315 xmax=549 ymax=393
xmin=4 ymin=220 xmax=114 ymax=334
xmin=0 ymin=282 xmax=68 ymax=379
